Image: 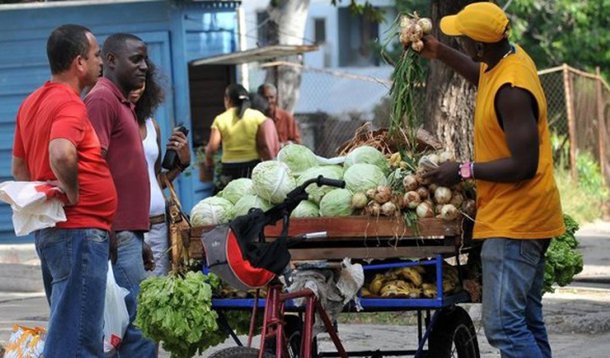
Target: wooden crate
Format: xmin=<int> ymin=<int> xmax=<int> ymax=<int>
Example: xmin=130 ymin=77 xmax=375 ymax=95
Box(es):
xmin=188 ymin=217 xmax=465 ymax=261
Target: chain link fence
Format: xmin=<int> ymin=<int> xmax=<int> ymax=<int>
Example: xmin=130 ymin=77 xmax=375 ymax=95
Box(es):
xmin=247 ymin=63 xmax=609 ymax=187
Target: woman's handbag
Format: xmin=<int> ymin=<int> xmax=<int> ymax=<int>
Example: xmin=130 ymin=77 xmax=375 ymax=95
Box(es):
xmin=162 ymin=176 xmax=191 ymax=272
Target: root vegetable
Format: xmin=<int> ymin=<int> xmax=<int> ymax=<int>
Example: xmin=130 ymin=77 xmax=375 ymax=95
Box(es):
xmin=435 ymin=204 xmax=444 ymax=214
xmin=434 ymin=186 xmax=452 ymax=204
xmin=428 ymin=183 xmax=438 ymax=194
xmin=461 ymin=199 xmax=476 ymax=217
xmin=403 ymin=174 xmax=419 ymax=191
xmin=415 ymin=186 xmax=429 ymax=200
xmin=440 ymin=204 xmax=459 ymax=221
xmin=450 ymin=192 xmax=464 ymax=207
xmin=416 ymin=202 xmax=434 ymax=218
xmin=417 ymin=18 xmax=433 ymax=34
xmin=352 ymin=192 xmax=368 ymax=209
xmin=438 ymin=151 xmax=454 ymax=164
xmin=381 ymin=201 xmax=397 ymax=216
xmin=411 ymin=40 xmax=424 ymax=52
xmin=404 ymin=191 xmax=421 ymax=209
xmin=366 ymin=201 xmax=381 ymax=216
xmin=366 ymin=188 xmax=376 ymax=200
xmin=374 ymin=186 xmax=392 ymax=204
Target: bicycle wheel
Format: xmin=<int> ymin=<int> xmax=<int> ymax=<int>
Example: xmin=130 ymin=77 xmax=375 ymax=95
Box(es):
xmin=209 ymin=346 xmax=274 ymax=358
xmin=428 ymin=306 xmax=480 ymax=358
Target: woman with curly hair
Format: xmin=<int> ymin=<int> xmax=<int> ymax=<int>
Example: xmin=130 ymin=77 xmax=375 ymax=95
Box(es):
xmin=129 ymin=59 xmax=191 ymax=276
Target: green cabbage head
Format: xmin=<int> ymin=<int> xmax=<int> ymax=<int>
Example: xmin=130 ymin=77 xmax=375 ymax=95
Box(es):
xmin=231 ymin=195 xmax=272 ymax=218
xmin=343 ymin=163 xmax=387 ymax=193
xmin=252 ymin=161 xmax=296 ymax=204
xmin=319 ymin=188 xmax=354 ymax=217
xmin=344 ymin=145 xmax=390 ymax=174
xmin=296 ymin=165 xmax=344 ymax=204
xmin=290 ymin=200 xmax=320 ymax=218
xmin=190 ymin=196 xmax=233 ymax=226
xmin=218 ymin=178 xmax=254 ymax=204
xmin=277 ymin=144 xmax=319 ymax=177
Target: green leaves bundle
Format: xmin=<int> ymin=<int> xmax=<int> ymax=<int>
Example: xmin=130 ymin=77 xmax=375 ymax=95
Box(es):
xmin=135 ymin=271 xmax=223 ymax=358
xmin=543 ymin=214 xmax=584 ymax=294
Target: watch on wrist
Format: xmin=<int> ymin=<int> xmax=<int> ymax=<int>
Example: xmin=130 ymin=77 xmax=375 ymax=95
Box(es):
xmin=459 ymin=161 xmax=473 ymax=180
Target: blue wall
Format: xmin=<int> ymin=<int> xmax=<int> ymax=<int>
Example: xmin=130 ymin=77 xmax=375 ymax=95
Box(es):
xmin=0 ymin=0 xmax=239 ymax=243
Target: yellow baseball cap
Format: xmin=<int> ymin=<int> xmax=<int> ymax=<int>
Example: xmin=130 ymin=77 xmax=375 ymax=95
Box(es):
xmin=440 ymin=2 xmax=509 ymax=43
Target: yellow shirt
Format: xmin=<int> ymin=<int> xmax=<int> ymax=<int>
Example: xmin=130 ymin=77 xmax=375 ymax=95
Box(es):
xmin=211 ymin=107 xmax=267 ymax=163
xmin=473 ymin=45 xmax=565 ymax=239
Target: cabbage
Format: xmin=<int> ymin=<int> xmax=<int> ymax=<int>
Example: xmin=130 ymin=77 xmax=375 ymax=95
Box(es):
xmin=319 ymin=188 xmax=353 ymax=217
xmin=344 ymin=146 xmax=390 ymax=174
xmin=277 ymin=144 xmax=318 ymax=177
xmin=296 ymin=165 xmax=344 ymax=204
xmin=252 ymin=161 xmax=297 ymax=204
xmin=232 ymin=195 xmax=272 ymax=218
xmin=343 ymin=163 xmax=387 ymax=193
xmin=290 ymin=200 xmax=320 ymax=218
xmin=190 ymin=196 xmax=233 ymax=226
xmin=218 ymin=178 xmax=253 ymax=204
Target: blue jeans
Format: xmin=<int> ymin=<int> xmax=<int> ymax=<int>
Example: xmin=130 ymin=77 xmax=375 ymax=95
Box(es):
xmin=35 ymin=227 xmax=109 ymax=358
xmin=481 ymin=238 xmax=552 ymax=358
xmin=111 ymin=230 xmax=156 ymax=357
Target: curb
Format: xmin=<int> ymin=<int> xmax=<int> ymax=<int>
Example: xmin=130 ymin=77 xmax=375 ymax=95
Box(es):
xmin=0 ymin=263 xmax=43 ymax=293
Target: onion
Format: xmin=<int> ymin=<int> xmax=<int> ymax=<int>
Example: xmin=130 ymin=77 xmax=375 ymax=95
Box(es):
xmin=435 ymin=204 xmax=444 ymax=214
xmin=427 ymin=154 xmax=440 ymax=166
xmin=366 ymin=188 xmax=376 ymax=200
xmin=381 ymin=202 xmax=397 ymax=217
xmin=438 ymin=151 xmax=454 ymax=164
xmin=411 ymin=40 xmax=424 ymax=52
xmin=416 ymin=202 xmax=434 ymax=218
xmin=403 ymin=174 xmax=419 ymax=191
xmin=461 ymin=199 xmax=476 ymax=217
xmin=352 ymin=192 xmax=368 ymax=209
xmin=428 ymin=183 xmax=438 ymax=194
xmin=415 ymin=168 xmax=431 ymax=185
xmin=366 ymin=201 xmax=381 ymax=216
xmin=434 ymin=186 xmax=452 ymax=204
xmin=449 ymin=192 xmax=464 ymax=207
xmin=415 ymin=186 xmax=429 ymax=200
xmin=417 ymin=18 xmax=433 ymax=34
xmin=404 ymin=191 xmax=421 ymax=209
xmin=440 ymin=204 xmax=459 ymax=221
xmin=374 ymin=185 xmax=392 ymax=204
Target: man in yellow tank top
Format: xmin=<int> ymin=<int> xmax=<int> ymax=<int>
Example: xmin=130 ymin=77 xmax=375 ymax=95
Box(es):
xmin=418 ymin=3 xmax=565 ymax=357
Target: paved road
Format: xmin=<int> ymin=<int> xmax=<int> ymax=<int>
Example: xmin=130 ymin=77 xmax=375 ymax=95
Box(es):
xmin=2 ymin=222 xmax=609 ymax=356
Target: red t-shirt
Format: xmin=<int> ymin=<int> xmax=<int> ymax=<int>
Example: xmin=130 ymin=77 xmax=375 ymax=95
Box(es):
xmin=85 ymin=78 xmax=150 ymax=232
xmin=12 ymin=81 xmax=117 ymax=231
xmin=271 ymin=107 xmax=301 ymax=145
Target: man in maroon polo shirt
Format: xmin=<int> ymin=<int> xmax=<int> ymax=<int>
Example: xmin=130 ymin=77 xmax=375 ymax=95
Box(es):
xmin=85 ymin=33 xmax=156 ymax=357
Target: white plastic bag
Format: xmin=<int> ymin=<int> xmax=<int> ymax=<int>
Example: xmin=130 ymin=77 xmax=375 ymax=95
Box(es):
xmin=103 ymin=262 xmax=130 ymax=354
xmin=0 ymin=181 xmax=66 ymax=236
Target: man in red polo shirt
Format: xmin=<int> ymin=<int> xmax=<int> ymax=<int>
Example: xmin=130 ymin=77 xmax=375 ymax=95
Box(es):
xmin=85 ymin=33 xmax=156 ymax=357
xmin=258 ymin=83 xmax=302 ymax=146
xmin=12 ymin=24 xmax=117 ymax=357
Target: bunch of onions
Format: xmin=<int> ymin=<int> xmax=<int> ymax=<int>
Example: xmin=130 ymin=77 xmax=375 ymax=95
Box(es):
xmin=399 ymin=13 xmax=433 ymax=52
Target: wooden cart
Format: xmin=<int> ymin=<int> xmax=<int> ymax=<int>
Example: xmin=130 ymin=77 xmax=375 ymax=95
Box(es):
xmin=187 ymin=216 xmax=480 ymax=358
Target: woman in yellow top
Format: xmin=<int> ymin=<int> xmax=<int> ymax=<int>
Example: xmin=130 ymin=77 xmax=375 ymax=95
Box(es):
xmin=205 ymin=84 xmax=278 ymax=191
xmin=417 ymin=3 xmax=564 ymax=358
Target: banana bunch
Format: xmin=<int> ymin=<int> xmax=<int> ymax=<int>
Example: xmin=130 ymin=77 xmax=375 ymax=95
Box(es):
xmin=442 ymin=264 xmax=460 ymax=294
xmin=380 ymin=280 xmax=422 ymax=298
xmin=422 ymin=283 xmax=437 ymax=298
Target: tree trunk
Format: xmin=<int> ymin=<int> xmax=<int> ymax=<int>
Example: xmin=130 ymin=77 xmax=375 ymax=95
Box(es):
xmin=424 ymin=0 xmax=476 ymax=161
xmin=263 ymin=0 xmax=311 ymax=113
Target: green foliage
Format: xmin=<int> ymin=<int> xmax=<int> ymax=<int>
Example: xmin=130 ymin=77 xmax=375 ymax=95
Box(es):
xmin=575 ymin=151 xmax=608 ymax=197
xmin=543 ymin=214 xmax=584 ymax=294
xmin=135 ymin=272 xmax=222 ymax=358
xmin=509 ymin=0 xmax=610 ymax=80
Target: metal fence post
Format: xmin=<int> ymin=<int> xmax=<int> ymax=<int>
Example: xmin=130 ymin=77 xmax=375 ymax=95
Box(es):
xmin=563 ymin=64 xmax=577 ymax=179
